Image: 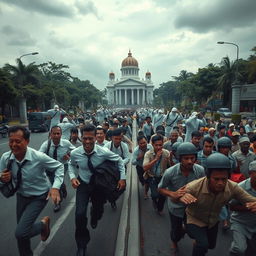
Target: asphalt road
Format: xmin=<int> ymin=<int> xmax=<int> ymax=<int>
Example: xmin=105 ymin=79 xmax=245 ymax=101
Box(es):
xmin=0 ymin=131 xmax=123 ymax=256
xmin=139 ymin=183 xmax=256 ymax=256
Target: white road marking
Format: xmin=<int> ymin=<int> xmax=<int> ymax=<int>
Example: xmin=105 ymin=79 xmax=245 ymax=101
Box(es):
xmin=33 ymin=196 xmax=76 ymax=256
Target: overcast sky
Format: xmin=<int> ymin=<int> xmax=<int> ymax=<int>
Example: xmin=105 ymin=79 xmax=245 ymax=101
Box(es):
xmin=0 ymin=0 xmax=255 ymax=90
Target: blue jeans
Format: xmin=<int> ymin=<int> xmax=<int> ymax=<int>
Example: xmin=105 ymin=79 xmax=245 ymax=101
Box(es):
xmin=16 ymin=192 xmax=48 ymax=256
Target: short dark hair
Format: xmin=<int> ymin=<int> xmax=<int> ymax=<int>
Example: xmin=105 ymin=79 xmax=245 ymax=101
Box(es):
xmin=191 ymin=131 xmax=202 ymax=138
xmin=96 ymin=126 xmax=106 ymax=134
xmin=50 ymin=125 xmax=62 ymax=133
xmin=137 ymin=131 xmax=145 ymax=137
xmin=203 ymin=136 xmax=214 ymax=145
xmin=70 ymin=127 xmax=79 ymax=134
xmin=250 ymin=134 xmax=256 ymax=142
xmin=112 ymin=128 xmax=122 ymax=136
xmin=137 ymin=135 xmax=147 ymax=143
xmin=8 ymin=126 xmax=30 ymax=140
xmin=152 ymin=135 xmax=163 ymax=144
xmin=146 ymin=116 xmax=151 ymax=119
xmin=81 ymin=124 xmax=96 ymax=135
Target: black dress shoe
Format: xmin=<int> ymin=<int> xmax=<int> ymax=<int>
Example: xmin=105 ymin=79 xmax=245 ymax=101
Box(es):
xmin=53 ymin=203 xmax=61 ymax=213
xmin=111 ymin=202 xmax=117 ymax=210
xmin=90 ymin=216 xmax=98 ymax=229
xmin=76 ymin=247 xmax=86 ymax=256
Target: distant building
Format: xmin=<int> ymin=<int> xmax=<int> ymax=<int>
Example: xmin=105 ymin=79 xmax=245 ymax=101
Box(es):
xmin=106 ymin=50 xmax=154 ymax=106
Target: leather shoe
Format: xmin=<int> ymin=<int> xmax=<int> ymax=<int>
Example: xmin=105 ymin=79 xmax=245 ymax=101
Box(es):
xmin=111 ymin=202 xmax=117 ymax=210
xmin=90 ymin=216 xmax=98 ymax=229
xmin=53 ymin=203 xmax=61 ymax=212
xmin=41 ymin=216 xmax=50 ymax=241
xmin=76 ymin=247 xmax=86 ymax=256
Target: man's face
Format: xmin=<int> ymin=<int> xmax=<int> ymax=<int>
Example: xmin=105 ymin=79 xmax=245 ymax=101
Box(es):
xmin=180 ymin=154 xmax=196 ymax=170
xmin=218 ymin=147 xmax=230 ymax=156
xmin=170 ymin=132 xmax=178 ymax=143
xmin=203 ymin=141 xmax=214 ymax=156
xmin=9 ymin=130 xmax=29 ymax=157
xmin=208 ymin=170 xmax=229 ymax=193
xmin=240 ymin=142 xmax=250 ymax=154
xmin=191 ymin=136 xmax=201 ymax=147
xmin=82 ymin=131 xmax=96 ymax=153
xmin=138 ymin=138 xmax=147 ymax=151
xmin=96 ymin=129 xmax=105 ymax=143
xmin=152 ymin=140 xmax=163 ymax=153
xmin=230 ymin=126 xmax=234 ymax=131
xmin=209 ymin=130 xmax=215 ymax=137
xmin=220 ymin=128 xmax=226 ymax=135
xmin=231 ymin=136 xmax=239 ymax=144
xmin=71 ymin=132 xmax=78 ymax=141
xmin=50 ymin=127 xmax=62 ymax=145
xmin=146 ymin=118 xmax=151 ymax=124
xmin=112 ymin=135 xmax=122 ymax=147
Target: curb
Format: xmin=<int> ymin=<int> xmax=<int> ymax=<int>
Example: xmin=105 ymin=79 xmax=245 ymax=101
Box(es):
xmin=115 ymin=119 xmax=140 ymax=256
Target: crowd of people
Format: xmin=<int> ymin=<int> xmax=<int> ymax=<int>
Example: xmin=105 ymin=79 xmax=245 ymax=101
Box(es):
xmin=1 ymin=105 xmax=256 ymax=256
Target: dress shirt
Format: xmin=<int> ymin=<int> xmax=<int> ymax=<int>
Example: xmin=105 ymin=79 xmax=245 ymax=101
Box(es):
xmin=142 ymin=123 xmax=153 ymax=137
xmin=232 ymin=150 xmax=256 ymax=177
xmin=39 ymin=139 xmax=75 ymax=164
xmin=96 ymin=140 xmax=108 ymax=147
xmin=185 ymin=177 xmax=256 ymax=228
xmin=68 ymin=144 xmax=126 ymax=184
xmin=57 ymin=121 xmax=76 ymax=140
xmin=0 ymin=147 xmax=64 ymax=197
xmin=158 ymin=163 xmax=205 ymax=217
xmin=143 ymin=149 xmax=170 ymax=177
xmin=230 ymin=178 xmax=256 ymax=239
xmin=104 ymin=141 xmax=130 ymax=166
xmin=132 ymin=144 xmax=153 ymax=167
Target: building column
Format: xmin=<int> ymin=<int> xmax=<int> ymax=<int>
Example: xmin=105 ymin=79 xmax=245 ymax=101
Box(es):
xmin=232 ymin=84 xmax=241 ymax=114
xmin=137 ymin=89 xmax=140 ymax=105
xmin=119 ymin=89 xmax=122 ymax=105
xmin=142 ymin=89 xmax=145 ymax=105
xmin=131 ymin=89 xmax=134 ymax=105
xmin=125 ymin=89 xmax=127 ymax=105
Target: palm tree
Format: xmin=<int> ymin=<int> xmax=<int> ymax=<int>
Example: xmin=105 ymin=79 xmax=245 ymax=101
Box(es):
xmin=4 ymin=59 xmax=39 ymax=123
xmin=218 ymin=56 xmax=237 ymax=107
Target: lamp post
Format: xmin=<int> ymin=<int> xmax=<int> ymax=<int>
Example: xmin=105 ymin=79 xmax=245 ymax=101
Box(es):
xmin=17 ymin=52 xmax=39 ymax=123
xmin=217 ymin=41 xmax=240 ymax=114
xmin=19 ymin=52 xmax=39 ymax=60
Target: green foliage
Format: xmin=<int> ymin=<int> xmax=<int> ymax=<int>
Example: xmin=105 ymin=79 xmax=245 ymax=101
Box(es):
xmin=1 ymin=60 xmax=103 ymax=113
xmin=154 ymin=45 xmax=256 ymax=110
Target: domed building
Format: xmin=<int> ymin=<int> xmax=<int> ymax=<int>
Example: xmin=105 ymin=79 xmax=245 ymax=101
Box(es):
xmin=106 ymin=50 xmax=154 ymax=106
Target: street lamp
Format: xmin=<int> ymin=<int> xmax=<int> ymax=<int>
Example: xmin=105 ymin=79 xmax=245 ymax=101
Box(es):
xmin=217 ymin=41 xmax=239 ymax=61
xmin=19 ymin=52 xmax=39 ymax=60
xmin=217 ymin=41 xmax=240 ymax=114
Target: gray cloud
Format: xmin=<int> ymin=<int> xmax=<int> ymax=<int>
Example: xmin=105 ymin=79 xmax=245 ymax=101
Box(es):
xmin=75 ymin=0 xmax=100 ymax=19
xmin=2 ymin=25 xmax=36 ymax=46
xmin=174 ymin=0 xmax=256 ymax=33
xmin=0 ymin=0 xmax=74 ymax=17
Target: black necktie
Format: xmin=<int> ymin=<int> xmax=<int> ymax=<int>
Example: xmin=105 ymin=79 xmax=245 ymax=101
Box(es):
xmin=53 ymin=145 xmax=58 ymax=160
xmin=86 ymin=153 xmax=95 ymax=173
xmin=14 ymin=160 xmax=28 ymax=193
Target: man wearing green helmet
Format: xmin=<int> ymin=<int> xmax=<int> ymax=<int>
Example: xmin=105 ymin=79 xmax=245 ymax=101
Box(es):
xmin=180 ymin=153 xmax=256 ymax=256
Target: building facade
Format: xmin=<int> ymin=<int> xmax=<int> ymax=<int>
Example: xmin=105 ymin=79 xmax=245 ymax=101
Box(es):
xmin=106 ymin=51 xmax=154 ymax=106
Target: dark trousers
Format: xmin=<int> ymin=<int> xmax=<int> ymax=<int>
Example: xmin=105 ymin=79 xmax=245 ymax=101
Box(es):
xmin=186 ymin=222 xmax=219 ymax=256
xmin=15 ymin=192 xmax=48 ymax=256
xmin=169 ymin=213 xmax=186 ymax=243
xmin=148 ymin=176 xmax=166 ymax=212
xmin=136 ymin=165 xmax=146 ymax=185
xmin=75 ymin=178 xmax=106 ymax=248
